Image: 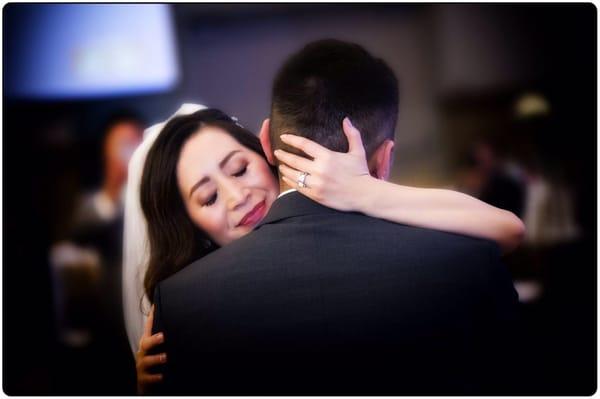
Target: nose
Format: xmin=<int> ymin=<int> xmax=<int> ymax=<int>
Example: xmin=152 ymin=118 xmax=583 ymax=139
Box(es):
xmin=221 ymin=178 xmax=250 ymax=211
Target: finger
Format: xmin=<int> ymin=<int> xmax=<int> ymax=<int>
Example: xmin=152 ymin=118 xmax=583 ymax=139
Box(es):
xmin=280 ymin=167 xmax=314 ymax=193
xmin=143 ymin=305 xmax=155 ymax=337
xmin=140 ymin=353 xmax=167 ymax=369
xmin=273 ymin=149 xmax=314 ymax=174
xmin=138 ymin=336 xmax=145 ymax=354
xmin=139 ymin=374 xmax=163 ymax=385
xmin=280 ymin=134 xmax=328 ymax=158
xmin=278 ymin=164 xmax=308 ymax=187
xmin=282 ymin=175 xmax=309 ymax=193
xmin=140 ymin=332 xmax=164 ymax=352
xmin=342 ymin=117 xmax=365 ymax=155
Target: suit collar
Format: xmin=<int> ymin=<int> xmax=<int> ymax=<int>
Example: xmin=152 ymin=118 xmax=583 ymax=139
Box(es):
xmin=256 ymin=191 xmax=338 ymax=228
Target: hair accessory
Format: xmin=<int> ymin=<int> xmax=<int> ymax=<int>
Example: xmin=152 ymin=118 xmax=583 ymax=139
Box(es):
xmin=230 ymin=116 xmax=244 ymax=129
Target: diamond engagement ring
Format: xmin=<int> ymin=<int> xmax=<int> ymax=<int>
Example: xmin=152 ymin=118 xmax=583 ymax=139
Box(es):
xmin=297 ymin=172 xmax=309 ymax=189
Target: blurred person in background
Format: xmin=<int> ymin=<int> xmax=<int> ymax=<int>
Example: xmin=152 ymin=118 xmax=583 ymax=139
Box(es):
xmin=51 ymin=111 xmax=143 ymax=347
xmin=511 ymin=93 xmax=580 ymax=247
xmin=72 ymin=111 xmax=144 ymax=231
xmin=456 ymin=139 xmax=526 ymax=218
xmin=453 ymin=92 xmax=582 ymax=305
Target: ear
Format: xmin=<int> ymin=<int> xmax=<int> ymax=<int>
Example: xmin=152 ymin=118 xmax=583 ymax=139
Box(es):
xmin=258 ymin=118 xmax=276 ymax=165
xmin=369 ymin=139 xmax=395 ymax=180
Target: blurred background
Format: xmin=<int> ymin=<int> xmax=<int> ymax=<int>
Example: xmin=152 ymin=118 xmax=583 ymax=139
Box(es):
xmin=3 ymin=4 xmax=596 ymax=395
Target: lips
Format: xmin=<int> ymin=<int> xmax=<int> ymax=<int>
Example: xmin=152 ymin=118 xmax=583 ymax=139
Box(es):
xmin=237 ymin=200 xmax=267 ymax=227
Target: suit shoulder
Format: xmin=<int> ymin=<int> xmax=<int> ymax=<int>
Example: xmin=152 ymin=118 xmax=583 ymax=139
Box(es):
xmin=158 ymin=230 xmax=264 ymax=293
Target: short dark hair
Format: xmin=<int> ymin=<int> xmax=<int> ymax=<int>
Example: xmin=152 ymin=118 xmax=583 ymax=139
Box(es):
xmin=140 ymin=109 xmax=277 ymax=304
xmin=270 ymin=39 xmax=399 ymax=159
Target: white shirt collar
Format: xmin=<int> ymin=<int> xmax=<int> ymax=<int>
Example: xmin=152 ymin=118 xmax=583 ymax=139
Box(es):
xmin=277 ymin=188 xmax=297 ymax=199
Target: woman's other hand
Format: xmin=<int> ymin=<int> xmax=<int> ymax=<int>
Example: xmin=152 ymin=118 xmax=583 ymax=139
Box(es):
xmin=274 ymin=117 xmax=373 ymax=211
xmin=136 ymin=305 xmax=166 ymax=394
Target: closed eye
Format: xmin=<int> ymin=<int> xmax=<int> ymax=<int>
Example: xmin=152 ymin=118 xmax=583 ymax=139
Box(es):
xmin=203 ymin=193 xmax=217 ymax=207
xmin=232 ymin=165 xmax=247 ymax=177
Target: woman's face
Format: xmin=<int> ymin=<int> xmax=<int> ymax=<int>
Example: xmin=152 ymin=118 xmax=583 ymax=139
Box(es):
xmin=177 ymin=126 xmax=279 ymax=246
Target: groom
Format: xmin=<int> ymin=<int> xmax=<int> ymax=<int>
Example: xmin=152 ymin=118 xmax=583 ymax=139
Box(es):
xmin=151 ymin=40 xmax=519 ymax=394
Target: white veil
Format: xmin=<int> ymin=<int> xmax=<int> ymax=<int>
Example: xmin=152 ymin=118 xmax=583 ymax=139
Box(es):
xmin=122 ymin=103 xmax=207 ymax=355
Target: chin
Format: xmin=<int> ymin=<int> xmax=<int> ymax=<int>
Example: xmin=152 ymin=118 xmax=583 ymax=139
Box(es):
xmin=265 ymin=193 xmax=277 ymax=209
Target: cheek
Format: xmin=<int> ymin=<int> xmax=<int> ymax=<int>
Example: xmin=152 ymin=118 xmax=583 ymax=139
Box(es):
xmin=249 ymin=161 xmax=278 ymax=191
xmin=189 ymin=205 xmax=228 ymax=242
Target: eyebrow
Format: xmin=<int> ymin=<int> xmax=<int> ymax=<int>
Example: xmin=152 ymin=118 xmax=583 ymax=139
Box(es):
xmin=188 ymin=150 xmax=241 ymax=198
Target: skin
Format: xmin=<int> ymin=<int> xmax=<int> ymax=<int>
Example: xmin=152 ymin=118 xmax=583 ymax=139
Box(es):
xmin=136 ymin=305 xmax=164 ymax=391
xmin=274 ymin=118 xmax=524 ymax=253
xmin=176 ymin=126 xmax=279 ymax=246
xmin=103 ymin=121 xmax=143 ymax=202
xmin=138 ymin=127 xmax=279 ymax=393
xmin=137 ymin=118 xmax=525 ymax=393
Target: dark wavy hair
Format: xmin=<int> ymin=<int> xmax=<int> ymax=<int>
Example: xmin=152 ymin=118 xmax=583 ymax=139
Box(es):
xmin=140 ymin=109 xmax=277 ymax=305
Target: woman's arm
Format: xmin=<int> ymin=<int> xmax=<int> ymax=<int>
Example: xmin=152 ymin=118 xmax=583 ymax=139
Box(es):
xmin=356 ymin=178 xmax=525 ymax=253
xmin=274 ymin=118 xmax=525 ymax=254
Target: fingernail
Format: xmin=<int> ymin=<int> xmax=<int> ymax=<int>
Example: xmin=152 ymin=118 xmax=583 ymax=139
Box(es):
xmin=280 ymin=134 xmax=290 ymax=141
xmin=158 ymin=333 xmax=164 ymax=342
xmin=274 ymin=149 xmax=281 ymax=156
xmin=345 ymin=117 xmax=353 ymax=128
xmin=161 ymin=354 xmax=167 ymax=362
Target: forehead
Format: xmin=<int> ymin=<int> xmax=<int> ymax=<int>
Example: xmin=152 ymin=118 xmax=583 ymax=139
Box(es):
xmin=177 ymin=126 xmax=248 ymax=182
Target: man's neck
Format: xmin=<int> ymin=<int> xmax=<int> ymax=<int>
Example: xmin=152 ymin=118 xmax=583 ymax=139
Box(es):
xmin=279 ymin=180 xmax=294 ymax=193
xmin=277 ymin=180 xmax=297 ymax=199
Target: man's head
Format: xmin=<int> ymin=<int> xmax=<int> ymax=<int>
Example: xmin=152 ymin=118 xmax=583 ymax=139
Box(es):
xmin=260 ymin=39 xmax=399 ymax=181
xmin=102 ymin=111 xmax=144 ymax=200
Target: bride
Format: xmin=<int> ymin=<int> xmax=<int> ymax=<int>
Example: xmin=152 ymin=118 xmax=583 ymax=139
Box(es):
xmin=124 ymin=104 xmax=524 ymax=392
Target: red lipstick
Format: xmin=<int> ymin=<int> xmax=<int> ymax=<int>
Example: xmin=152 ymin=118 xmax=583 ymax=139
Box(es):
xmin=238 ymin=201 xmax=267 ymax=227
